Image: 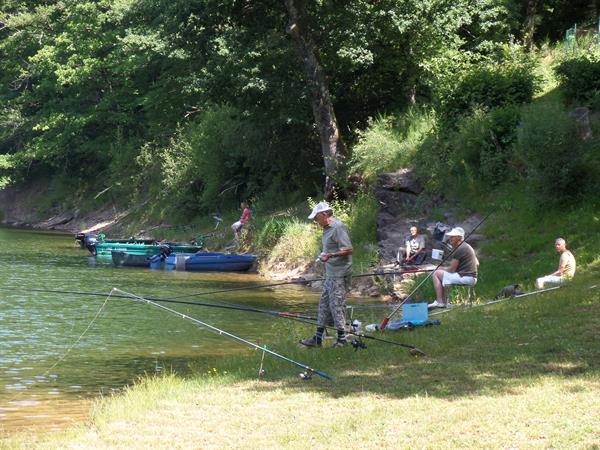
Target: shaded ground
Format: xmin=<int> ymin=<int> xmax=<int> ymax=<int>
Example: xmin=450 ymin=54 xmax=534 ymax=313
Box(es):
xmin=0 ymin=182 xmax=132 ymax=235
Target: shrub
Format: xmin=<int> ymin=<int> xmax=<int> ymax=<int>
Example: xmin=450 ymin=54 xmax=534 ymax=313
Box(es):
xmin=416 ymin=105 xmax=521 ymax=193
xmin=269 ymin=219 xmax=320 ymax=261
xmin=478 ymin=105 xmax=522 ymax=185
xmin=256 ymin=216 xmax=291 ymax=252
xmin=348 ymin=109 xmax=435 ymax=182
xmin=554 ymin=51 xmax=600 ymax=107
xmin=438 ymin=58 xmax=538 ymax=120
xmin=516 ymin=100 xmax=583 ymax=204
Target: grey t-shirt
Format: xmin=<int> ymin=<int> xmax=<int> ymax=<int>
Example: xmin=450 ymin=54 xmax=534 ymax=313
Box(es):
xmin=406 ymin=235 xmax=425 ymax=252
xmin=452 ymin=242 xmax=478 ymax=277
xmin=322 ymin=219 xmax=352 ymax=278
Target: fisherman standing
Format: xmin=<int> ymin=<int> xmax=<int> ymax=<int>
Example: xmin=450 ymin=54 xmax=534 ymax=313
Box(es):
xmin=300 ymin=201 xmax=353 ymax=348
xmin=535 ymin=238 xmax=576 ymax=289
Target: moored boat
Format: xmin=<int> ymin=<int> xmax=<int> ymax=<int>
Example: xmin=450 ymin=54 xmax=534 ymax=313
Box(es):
xmin=91 ymin=242 xmax=203 ymax=258
xmin=165 ymin=252 xmax=257 ymax=272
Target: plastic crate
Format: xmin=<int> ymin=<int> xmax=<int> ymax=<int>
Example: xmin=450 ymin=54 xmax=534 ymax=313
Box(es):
xmin=402 ymin=302 xmax=428 ymax=325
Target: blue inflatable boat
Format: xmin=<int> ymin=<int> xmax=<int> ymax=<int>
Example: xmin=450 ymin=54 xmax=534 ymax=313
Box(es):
xmin=165 ymin=252 xmax=257 ymax=272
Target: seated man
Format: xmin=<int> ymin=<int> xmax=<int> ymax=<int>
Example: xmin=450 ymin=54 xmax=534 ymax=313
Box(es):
xmin=231 ymin=201 xmax=251 ymax=240
xmin=397 ymin=226 xmax=426 ymax=265
xmin=429 ymin=227 xmax=478 ymax=309
xmin=535 ymin=238 xmax=576 ymax=289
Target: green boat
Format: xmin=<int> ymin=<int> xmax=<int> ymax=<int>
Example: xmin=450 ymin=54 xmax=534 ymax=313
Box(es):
xmin=88 ymin=241 xmax=203 ymax=258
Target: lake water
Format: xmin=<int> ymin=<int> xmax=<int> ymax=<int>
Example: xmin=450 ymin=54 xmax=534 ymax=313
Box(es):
xmin=1 ymin=227 xmax=375 ymax=433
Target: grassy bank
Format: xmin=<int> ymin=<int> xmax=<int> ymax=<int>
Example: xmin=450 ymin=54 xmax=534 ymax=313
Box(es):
xmin=3 ymin=269 xmax=598 ymax=448
xmin=3 ymin=193 xmax=600 ymax=448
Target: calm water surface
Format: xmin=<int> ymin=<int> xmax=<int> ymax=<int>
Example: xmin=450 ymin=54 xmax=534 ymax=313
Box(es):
xmin=0 ymin=227 xmax=370 ymax=433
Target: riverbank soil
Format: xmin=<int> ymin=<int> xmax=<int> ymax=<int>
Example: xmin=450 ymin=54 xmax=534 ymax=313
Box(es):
xmin=0 ymin=183 xmax=129 ymax=235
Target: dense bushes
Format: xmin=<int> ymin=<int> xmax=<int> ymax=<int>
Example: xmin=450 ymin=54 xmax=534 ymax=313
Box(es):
xmin=410 ymin=44 xmax=600 ymax=207
xmin=134 ymin=104 xmax=320 ymax=217
xmin=516 ymin=100 xmax=599 ymax=203
xmin=555 ymin=50 xmax=600 ymax=108
xmin=348 ymin=109 xmax=434 ymax=182
xmin=436 ymin=56 xmax=539 ymax=120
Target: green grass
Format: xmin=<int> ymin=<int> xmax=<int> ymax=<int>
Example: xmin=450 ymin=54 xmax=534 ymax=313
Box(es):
xmin=4 ymin=270 xmax=598 ymax=448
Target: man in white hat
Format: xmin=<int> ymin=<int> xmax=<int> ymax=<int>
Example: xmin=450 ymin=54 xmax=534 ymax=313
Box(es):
xmin=429 ymin=226 xmax=478 ymax=309
xmin=300 ymin=201 xmax=353 ymax=348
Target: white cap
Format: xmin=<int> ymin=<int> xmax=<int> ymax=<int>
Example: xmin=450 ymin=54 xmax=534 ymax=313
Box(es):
xmin=308 ymin=201 xmax=333 ymax=219
xmin=446 ymin=227 xmax=465 ymax=238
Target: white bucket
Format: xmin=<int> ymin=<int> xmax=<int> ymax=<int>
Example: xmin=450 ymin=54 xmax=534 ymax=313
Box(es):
xmin=431 ymin=249 xmax=444 ymax=260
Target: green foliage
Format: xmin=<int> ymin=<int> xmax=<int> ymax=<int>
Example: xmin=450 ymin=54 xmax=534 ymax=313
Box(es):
xmin=348 ymin=109 xmax=435 ymax=181
xmin=268 ymin=219 xmax=320 ymax=261
xmin=515 ymin=100 xmax=586 ymax=204
xmin=344 ymin=190 xmax=379 ymax=266
xmin=414 ymin=104 xmax=521 ymax=194
xmin=438 ymin=55 xmax=539 ymax=120
xmin=1 ymin=0 xmax=598 ymax=229
xmin=256 ymin=216 xmax=292 ymax=252
xmin=450 ymin=105 xmax=522 ymax=187
xmin=554 ymin=49 xmax=600 ymax=107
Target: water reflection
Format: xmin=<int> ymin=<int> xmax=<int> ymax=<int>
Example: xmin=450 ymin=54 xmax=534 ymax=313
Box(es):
xmin=0 ymin=227 xmax=382 ymax=433
xmin=0 ymin=227 xmax=323 ymax=432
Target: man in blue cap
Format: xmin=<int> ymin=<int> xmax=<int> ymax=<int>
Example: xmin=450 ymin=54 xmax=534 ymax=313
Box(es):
xmin=300 ymin=201 xmax=353 ymax=348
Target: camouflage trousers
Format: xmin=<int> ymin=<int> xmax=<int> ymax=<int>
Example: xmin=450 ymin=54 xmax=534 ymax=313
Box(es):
xmin=317 ymin=276 xmax=351 ymax=330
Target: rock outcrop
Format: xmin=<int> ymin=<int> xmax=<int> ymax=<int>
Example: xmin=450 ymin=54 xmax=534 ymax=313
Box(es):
xmin=374 ymin=167 xmax=485 ymax=299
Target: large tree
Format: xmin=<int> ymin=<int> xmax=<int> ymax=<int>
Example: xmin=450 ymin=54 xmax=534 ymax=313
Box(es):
xmin=284 ymin=0 xmax=345 ymax=199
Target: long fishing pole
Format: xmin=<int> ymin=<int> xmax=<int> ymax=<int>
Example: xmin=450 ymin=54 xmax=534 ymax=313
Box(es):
xmin=429 ymin=285 xmax=562 ymax=316
xmin=131 ymin=294 xmax=425 ymax=354
xmin=166 ymin=267 xmax=433 ymax=301
xmin=210 ymin=300 xmax=426 ymax=355
xmin=0 ymin=285 xmax=422 ymax=353
xmin=0 ymin=286 xmax=318 ymax=321
xmin=379 ymin=211 xmax=493 ymax=330
xmin=112 ymin=288 xmax=333 ymax=381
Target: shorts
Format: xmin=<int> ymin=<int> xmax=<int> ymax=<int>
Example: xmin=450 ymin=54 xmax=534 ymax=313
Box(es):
xmin=536 ymin=275 xmax=564 ymax=289
xmin=442 ymin=271 xmax=477 ymax=287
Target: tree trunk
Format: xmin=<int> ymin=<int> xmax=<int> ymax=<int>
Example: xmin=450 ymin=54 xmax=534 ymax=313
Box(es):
xmin=524 ymin=0 xmax=539 ymax=51
xmin=284 ymin=0 xmax=345 ymax=200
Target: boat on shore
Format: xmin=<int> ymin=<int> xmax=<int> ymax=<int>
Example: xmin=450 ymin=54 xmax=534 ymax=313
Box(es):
xmin=111 ymin=251 xmax=165 ymax=268
xmin=95 ymin=242 xmax=203 ymax=258
xmin=165 ymin=252 xmax=257 ymax=272
xmin=76 ymin=232 xmax=203 ymax=257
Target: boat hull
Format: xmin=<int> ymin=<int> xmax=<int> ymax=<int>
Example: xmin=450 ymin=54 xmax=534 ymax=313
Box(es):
xmin=165 ymin=252 xmax=256 ymax=272
xmin=111 ymin=251 xmax=163 ymax=267
xmin=95 ymin=242 xmax=203 ymax=258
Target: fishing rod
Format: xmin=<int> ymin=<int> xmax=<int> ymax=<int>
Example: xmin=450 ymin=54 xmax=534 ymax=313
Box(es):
xmin=112 ymin=288 xmax=333 ymax=381
xmin=0 ymin=286 xmax=318 ymax=321
xmin=379 ymin=211 xmax=494 ymax=330
xmin=429 ymin=285 xmax=562 ymax=316
xmin=217 ymin=301 xmax=426 ymax=355
xmin=0 ymin=285 xmax=423 ymax=353
xmin=140 ymin=295 xmax=425 ymax=355
xmin=167 ymin=267 xmax=433 ymax=301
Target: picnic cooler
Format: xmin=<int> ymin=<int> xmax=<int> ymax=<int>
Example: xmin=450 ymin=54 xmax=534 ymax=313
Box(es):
xmin=402 ymin=303 xmax=428 ymax=325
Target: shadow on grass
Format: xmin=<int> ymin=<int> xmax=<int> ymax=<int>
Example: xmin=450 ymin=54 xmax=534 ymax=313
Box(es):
xmin=241 ymin=275 xmax=600 ymax=400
